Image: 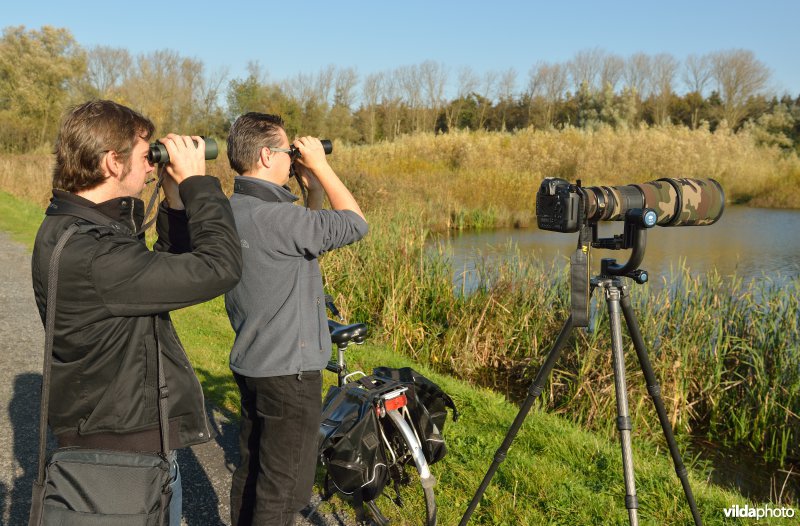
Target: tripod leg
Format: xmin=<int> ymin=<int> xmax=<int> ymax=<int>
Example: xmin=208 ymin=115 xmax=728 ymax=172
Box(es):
xmin=619 ymin=289 xmax=704 ymax=526
xmin=606 ymin=287 xmax=640 ymax=526
xmin=459 ymin=317 xmax=575 ymax=526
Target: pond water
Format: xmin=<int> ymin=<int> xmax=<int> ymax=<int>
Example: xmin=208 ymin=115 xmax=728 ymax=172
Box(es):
xmin=431 ymin=206 xmax=800 ymax=293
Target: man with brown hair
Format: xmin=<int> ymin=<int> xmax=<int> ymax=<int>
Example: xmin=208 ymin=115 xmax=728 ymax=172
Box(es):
xmin=224 ymin=112 xmax=368 ymax=525
xmin=31 ymin=100 xmax=242 ymax=524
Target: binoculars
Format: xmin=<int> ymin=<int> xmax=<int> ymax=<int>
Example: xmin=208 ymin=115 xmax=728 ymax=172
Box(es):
xmin=286 ymin=139 xmax=333 ymax=160
xmin=148 ymin=137 xmax=219 ymax=164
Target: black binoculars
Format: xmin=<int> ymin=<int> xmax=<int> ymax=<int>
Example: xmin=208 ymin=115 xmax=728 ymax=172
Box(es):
xmin=148 ymin=137 xmax=218 ymax=164
xmin=287 ymin=139 xmax=333 ymax=160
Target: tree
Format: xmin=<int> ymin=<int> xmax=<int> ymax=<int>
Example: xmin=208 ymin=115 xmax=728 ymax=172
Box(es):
xmin=328 ymin=67 xmax=359 ymax=141
xmin=710 ymin=49 xmax=771 ymax=128
xmin=623 ymin=53 xmax=652 ymax=98
xmin=600 ymin=53 xmax=625 ymax=93
xmin=476 ymin=70 xmax=498 ymax=129
xmin=495 ymin=68 xmax=517 ymax=130
xmin=118 ymin=49 xmax=207 ymax=134
xmin=527 ymin=61 xmax=568 ymax=128
xmin=360 ymin=72 xmax=383 ymax=142
xmin=444 ymin=66 xmax=478 ymax=131
xmin=227 ymin=63 xmax=300 ymax=136
xmin=650 ymin=53 xmax=679 ymax=125
xmin=568 ymin=48 xmax=605 ymax=93
xmin=683 ymin=54 xmax=713 ymax=128
xmin=0 ymin=25 xmax=86 ymax=151
xmin=82 ymin=46 xmax=132 ymax=100
xmin=418 ymin=60 xmax=447 ymax=132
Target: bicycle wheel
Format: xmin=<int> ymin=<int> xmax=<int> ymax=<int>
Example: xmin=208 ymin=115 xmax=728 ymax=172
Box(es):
xmin=381 ymin=406 xmax=437 ymax=526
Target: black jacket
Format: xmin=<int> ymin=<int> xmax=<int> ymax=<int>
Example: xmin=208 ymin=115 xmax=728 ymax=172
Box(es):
xmin=31 ymin=176 xmax=242 ymax=451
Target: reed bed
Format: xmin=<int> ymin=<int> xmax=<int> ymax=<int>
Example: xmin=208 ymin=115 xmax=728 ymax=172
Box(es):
xmin=4 ymin=125 xmax=799 ymax=217
xmin=332 ymin=125 xmax=800 ymax=229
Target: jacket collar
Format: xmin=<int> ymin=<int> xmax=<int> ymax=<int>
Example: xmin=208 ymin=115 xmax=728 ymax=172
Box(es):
xmin=233 ymin=176 xmax=298 ymax=204
xmin=48 ymin=190 xmax=145 ymax=234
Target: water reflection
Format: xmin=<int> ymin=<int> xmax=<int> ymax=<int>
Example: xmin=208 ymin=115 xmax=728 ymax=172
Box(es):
xmin=431 ymin=206 xmax=800 ymax=293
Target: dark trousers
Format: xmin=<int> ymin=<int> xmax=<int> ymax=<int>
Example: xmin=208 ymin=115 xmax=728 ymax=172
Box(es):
xmin=230 ymin=371 xmax=322 ymax=526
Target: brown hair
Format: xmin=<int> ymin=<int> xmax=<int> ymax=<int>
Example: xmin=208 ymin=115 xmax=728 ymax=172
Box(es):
xmin=227 ymin=112 xmax=286 ymax=175
xmin=52 ymin=100 xmax=155 ymax=192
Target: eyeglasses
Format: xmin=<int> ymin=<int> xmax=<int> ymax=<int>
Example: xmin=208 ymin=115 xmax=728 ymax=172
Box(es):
xmin=268 ymin=146 xmax=298 ymax=160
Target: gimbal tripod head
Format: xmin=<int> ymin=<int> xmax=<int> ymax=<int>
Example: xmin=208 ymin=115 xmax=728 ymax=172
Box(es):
xmin=569 ymin=207 xmax=657 ymax=328
xmin=591 ymin=207 xmax=658 ymax=283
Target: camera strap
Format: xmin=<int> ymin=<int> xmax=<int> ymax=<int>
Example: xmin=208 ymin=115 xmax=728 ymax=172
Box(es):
xmin=570 ymin=225 xmax=592 ymax=327
xmin=138 ymin=174 xmax=163 ymax=235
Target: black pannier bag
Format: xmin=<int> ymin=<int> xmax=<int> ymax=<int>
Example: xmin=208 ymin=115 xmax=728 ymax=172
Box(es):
xmin=318 ymin=367 xmax=458 ymax=505
xmin=319 ymin=381 xmax=390 ymax=502
xmin=372 ymin=367 xmax=459 ymax=465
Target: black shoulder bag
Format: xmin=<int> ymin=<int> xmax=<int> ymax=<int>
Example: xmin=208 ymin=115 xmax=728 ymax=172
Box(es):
xmin=28 ymin=224 xmax=174 ymax=526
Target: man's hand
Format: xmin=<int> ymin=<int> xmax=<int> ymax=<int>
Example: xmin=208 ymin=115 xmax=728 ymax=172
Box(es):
xmin=159 ymin=134 xmax=206 ymax=185
xmin=293 ymin=136 xmax=329 ymax=173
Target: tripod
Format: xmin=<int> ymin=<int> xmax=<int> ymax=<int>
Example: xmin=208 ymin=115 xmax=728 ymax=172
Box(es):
xmin=460 ymin=210 xmax=703 ymax=526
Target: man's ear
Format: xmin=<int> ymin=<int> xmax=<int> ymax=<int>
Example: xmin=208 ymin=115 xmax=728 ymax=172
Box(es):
xmin=259 ymin=146 xmax=271 ymax=169
xmin=102 ymin=150 xmax=123 ymax=179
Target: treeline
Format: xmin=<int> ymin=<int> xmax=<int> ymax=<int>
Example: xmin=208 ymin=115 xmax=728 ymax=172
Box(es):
xmin=2 ymin=25 xmax=799 ymax=153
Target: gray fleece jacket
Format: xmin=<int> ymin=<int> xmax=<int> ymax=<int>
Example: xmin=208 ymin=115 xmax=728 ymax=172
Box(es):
xmin=225 ymin=176 xmax=368 ymax=377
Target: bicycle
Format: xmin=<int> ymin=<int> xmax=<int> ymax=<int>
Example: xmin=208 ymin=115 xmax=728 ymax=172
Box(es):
xmin=318 ymin=296 xmax=438 ymax=526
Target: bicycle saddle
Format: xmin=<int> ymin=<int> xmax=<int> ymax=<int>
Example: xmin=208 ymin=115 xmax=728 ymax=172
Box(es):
xmin=328 ymin=319 xmax=368 ymax=346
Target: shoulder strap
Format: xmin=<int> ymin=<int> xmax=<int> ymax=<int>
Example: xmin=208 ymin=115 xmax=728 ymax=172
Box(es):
xmin=35 ymin=224 xmax=79 ymax=486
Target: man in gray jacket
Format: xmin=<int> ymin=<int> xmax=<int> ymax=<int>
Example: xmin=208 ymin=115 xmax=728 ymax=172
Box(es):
xmin=224 ymin=113 xmax=368 ymax=525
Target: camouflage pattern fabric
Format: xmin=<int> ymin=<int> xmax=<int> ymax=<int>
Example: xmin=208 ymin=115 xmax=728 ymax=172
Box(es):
xmin=582 ymin=178 xmax=724 ymax=226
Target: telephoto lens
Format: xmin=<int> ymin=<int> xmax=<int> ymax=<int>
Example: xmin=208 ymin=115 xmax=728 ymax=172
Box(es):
xmin=147 ymin=137 xmax=219 ymax=164
xmin=583 ymin=178 xmax=725 ymax=226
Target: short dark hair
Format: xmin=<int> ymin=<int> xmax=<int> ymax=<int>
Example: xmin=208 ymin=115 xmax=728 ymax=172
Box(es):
xmin=52 ymin=100 xmax=155 ymax=192
xmin=227 ymin=112 xmax=286 ymax=175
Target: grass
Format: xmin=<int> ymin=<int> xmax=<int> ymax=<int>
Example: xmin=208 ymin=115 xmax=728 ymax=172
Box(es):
xmin=0 ymin=190 xmax=46 ymax=248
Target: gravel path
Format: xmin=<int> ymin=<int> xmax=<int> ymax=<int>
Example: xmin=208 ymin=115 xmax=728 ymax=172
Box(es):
xmin=0 ymin=231 xmax=356 ymax=526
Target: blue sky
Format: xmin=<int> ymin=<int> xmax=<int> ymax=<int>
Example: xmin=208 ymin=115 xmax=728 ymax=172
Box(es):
xmin=4 ymin=0 xmax=799 ymax=98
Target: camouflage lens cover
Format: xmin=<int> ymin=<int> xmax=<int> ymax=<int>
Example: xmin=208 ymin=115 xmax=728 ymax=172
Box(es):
xmin=637 ymin=178 xmax=725 ymax=226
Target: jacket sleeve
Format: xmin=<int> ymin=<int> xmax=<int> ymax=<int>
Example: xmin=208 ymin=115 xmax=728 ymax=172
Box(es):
xmin=91 ymin=176 xmax=243 ymax=316
xmin=257 ymin=205 xmax=369 ymax=259
xmin=153 ymin=205 xmax=191 ymax=254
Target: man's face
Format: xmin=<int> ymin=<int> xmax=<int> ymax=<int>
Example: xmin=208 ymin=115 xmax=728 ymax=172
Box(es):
xmin=119 ymin=137 xmax=155 ymax=197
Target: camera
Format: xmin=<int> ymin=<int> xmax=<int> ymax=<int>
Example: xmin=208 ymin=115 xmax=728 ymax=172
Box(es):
xmin=536 ymin=177 xmax=725 ymax=233
xmin=147 ymin=137 xmax=219 ymax=164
